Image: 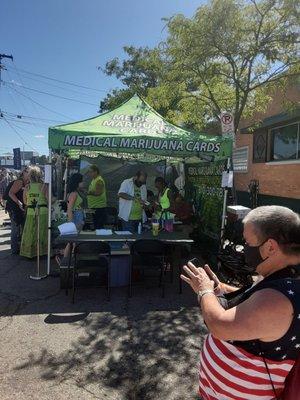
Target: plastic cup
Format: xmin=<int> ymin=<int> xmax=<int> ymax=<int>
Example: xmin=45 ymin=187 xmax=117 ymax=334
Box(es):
xmin=152 ymin=222 xmax=159 ymax=236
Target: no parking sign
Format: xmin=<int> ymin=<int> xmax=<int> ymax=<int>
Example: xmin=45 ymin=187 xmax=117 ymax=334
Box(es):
xmin=220 ymin=112 xmax=234 ymax=135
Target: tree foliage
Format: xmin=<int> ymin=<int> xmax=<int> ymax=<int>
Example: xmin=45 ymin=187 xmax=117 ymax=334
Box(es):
xmin=100 ymin=0 xmax=299 ymax=133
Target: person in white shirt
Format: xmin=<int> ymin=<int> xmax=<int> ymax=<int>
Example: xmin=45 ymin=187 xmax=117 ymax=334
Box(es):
xmin=118 ymin=171 xmax=147 ymax=233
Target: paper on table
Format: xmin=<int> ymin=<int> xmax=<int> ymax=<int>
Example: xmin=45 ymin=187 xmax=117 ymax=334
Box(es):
xmin=58 ymin=222 xmax=77 ymax=235
xmin=114 ymin=231 xmax=133 ymax=235
xmin=221 ymin=171 xmax=234 ymax=188
xmin=96 ymin=229 xmax=113 ymax=235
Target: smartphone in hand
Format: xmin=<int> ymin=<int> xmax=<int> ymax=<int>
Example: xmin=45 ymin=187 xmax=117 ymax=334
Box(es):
xmin=188 ymin=258 xmax=220 ymax=288
xmin=189 ymin=257 xmax=202 ymax=268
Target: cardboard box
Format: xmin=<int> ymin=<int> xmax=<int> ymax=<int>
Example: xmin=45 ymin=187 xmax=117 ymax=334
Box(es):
xmin=227 ymin=205 xmax=251 ymax=219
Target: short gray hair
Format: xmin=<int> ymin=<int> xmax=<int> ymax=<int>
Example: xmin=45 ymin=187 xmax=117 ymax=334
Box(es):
xmin=243 ymin=206 xmax=300 ymax=255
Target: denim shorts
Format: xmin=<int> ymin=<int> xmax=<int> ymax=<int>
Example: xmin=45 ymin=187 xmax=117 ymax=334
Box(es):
xmin=73 ymin=210 xmax=84 ymax=228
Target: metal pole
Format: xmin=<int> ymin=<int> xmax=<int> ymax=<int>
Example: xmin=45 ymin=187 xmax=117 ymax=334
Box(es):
xmin=63 ymin=157 xmax=69 ymax=200
xmin=56 ymin=153 xmax=63 ymax=199
xmin=37 ymin=206 xmax=40 ymax=273
xmin=220 ymin=157 xmax=231 ymax=244
xmin=46 ymin=149 xmax=53 ymax=275
xmin=30 ymin=203 xmax=47 ymax=280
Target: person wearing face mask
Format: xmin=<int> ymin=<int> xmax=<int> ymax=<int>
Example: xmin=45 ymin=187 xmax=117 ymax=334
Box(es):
xmin=118 ymin=171 xmax=147 ymax=233
xmin=181 ymin=206 xmax=300 ymax=400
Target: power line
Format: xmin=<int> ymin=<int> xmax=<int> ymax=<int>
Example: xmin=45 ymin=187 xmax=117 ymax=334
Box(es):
xmin=12 ymin=61 xmax=44 ymax=124
xmin=5 ymin=70 xmax=35 ymax=124
xmin=4 ymin=85 xmax=21 ymax=113
xmin=3 ymin=117 xmax=50 ymax=128
xmin=3 ymin=117 xmax=47 ymax=136
xmin=7 ymin=69 xmax=101 ymax=98
xmin=8 ymin=85 xmax=73 ymax=120
xmin=7 ymin=65 xmax=108 ymax=93
xmin=1 ymin=110 xmax=66 ymax=124
xmin=3 ymin=80 xmax=100 ymax=107
xmin=1 ymin=116 xmax=38 ymax=151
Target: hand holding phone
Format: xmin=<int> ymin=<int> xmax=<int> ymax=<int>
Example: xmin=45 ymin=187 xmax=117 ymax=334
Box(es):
xmin=188 ymin=258 xmax=220 ymax=289
xmin=203 ymin=264 xmax=220 ymax=289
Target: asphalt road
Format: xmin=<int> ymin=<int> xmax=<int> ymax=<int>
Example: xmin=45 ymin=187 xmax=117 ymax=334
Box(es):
xmin=0 ymin=210 xmax=206 ymax=400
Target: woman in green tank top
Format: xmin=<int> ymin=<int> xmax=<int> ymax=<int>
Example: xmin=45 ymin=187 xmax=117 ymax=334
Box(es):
xmin=20 ymin=166 xmax=48 ymax=258
xmin=154 ymin=177 xmax=175 ymax=219
xmin=87 ymin=165 xmax=107 ymax=229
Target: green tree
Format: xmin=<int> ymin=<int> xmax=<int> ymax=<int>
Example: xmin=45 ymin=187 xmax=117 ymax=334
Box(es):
xmin=100 ymin=0 xmax=299 ymax=133
xmin=100 ymin=46 xmax=165 ymax=112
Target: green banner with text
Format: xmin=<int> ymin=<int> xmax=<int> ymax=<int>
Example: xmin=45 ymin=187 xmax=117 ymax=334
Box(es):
xmin=185 ymin=160 xmax=226 ymax=239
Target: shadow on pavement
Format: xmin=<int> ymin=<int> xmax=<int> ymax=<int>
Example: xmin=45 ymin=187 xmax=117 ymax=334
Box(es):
xmin=15 ymin=299 xmax=204 ymax=400
xmin=0 ymin=223 xmax=204 ymax=399
xmin=44 ymin=312 xmax=90 ymax=324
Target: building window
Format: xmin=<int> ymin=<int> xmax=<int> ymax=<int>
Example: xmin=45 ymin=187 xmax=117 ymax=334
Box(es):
xmin=270 ymin=122 xmax=299 ymax=161
xmin=232 ymin=146 xmax=249 ymax=172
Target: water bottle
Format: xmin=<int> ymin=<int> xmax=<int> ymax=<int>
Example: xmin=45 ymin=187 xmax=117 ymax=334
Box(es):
xmin=138 ymin=222 xmax=142 ymax=235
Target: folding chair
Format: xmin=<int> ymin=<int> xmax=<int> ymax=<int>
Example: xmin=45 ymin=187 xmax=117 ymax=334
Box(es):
xmin=129 ymin=239 xmax=167 ymax=298
xmin=72 ymin=242 xmax=111 ymax=303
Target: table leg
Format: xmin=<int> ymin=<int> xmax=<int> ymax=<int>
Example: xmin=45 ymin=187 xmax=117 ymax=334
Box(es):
xmin=172 ymin=245 xmax=183 ymax=294
xmin=65 ymin=242 xmax=72 ymax=296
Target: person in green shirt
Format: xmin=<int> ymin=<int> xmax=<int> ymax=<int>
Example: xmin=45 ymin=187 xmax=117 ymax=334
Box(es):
xmin=87 ymin=165 xmax=107 ymax=229
xmin=154 ymin=177 xmax=175 ymax=219
xmin=118 ymin=171 xmax=148 ymax=233
xmin=20 ymin=166 xmax=48 ymax=258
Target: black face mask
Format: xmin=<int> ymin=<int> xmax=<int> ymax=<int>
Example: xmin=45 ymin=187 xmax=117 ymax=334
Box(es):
xmin=244 ymin=239 xmax=269 ymax=271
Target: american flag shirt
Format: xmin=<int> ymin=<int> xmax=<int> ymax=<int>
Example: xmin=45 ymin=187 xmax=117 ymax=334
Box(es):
xmin=199 ymin=269 xmax=300 ymax=400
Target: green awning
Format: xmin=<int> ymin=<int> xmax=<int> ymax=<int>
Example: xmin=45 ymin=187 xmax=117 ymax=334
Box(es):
xmin=48 ymin=94 xmax=232 ymax=159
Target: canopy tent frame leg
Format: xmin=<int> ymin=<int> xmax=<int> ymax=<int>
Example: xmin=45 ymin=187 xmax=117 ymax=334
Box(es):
xmin=30 ymin=204 xmax=47 ymax=280
xmin=220 ymin=157 xmax=231 ymax=245
xmin=63 ymin=156 xmax=69 ymax=200
xmin=46 ymin=149 xmax=53 ymax=276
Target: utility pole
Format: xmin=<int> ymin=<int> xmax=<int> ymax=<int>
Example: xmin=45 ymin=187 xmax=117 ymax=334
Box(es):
xmin=0 ymin=53 xmax=13 ymax=88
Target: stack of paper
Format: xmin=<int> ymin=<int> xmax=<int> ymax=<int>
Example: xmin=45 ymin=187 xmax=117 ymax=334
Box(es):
xmin=95 ymin=229 xmax=113 ymax=236
xmin=58 ymin=222 xmax=77 ymax=236
xmin=114 ymin=231 xmax=133 ymax=235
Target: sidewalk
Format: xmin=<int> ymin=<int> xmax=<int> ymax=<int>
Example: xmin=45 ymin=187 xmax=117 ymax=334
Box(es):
xmin=0 ymin=210 xmax=204 ymax=400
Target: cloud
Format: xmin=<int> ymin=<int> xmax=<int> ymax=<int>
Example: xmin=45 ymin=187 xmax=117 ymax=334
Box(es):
xmin=35 ymin=134 xmax=45 ymax=138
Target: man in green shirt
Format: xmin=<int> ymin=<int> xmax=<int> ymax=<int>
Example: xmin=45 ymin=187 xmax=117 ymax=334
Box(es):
xmin=87 ymin=165 xmax=107 ymax=229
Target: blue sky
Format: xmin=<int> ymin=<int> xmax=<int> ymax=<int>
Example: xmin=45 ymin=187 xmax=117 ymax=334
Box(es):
xmin=0 ymin=0 xmax=203 ymax=155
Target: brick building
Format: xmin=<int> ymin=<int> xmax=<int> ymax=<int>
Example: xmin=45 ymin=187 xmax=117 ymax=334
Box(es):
xmin=233 ymin=81 xmax=300 ymax=212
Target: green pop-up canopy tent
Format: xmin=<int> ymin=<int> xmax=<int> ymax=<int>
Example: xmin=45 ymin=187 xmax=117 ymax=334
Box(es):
xmin=48 ymin=94 xmax=232 ymax=160
xmin=45 ymin=94 xmax=233 ymax=276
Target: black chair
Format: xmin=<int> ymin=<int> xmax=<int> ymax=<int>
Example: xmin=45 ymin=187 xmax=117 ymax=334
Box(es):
xmin=72 ymin=242 xmax=111 ymax=303
xmin=129 ymin=239 xmax=167 ymax=297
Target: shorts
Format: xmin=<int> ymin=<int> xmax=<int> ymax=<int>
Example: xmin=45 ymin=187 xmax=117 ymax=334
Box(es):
xmin=73 ymin=210 xmax=84 ymax=229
